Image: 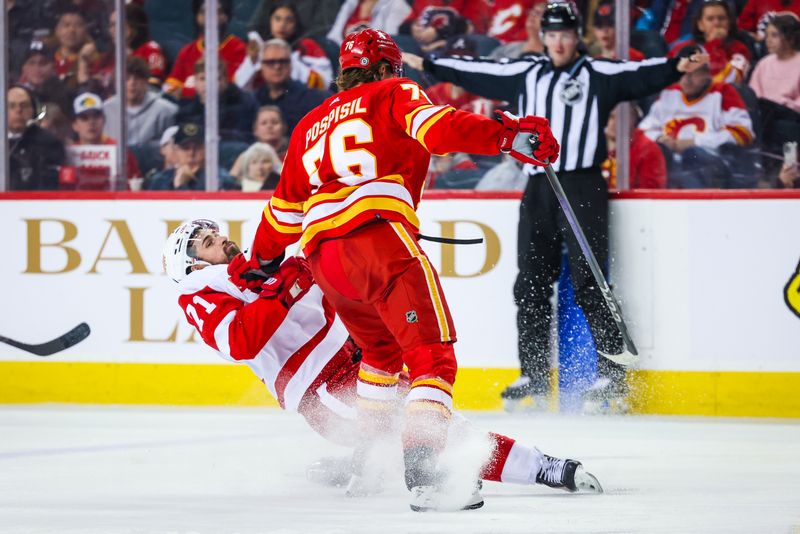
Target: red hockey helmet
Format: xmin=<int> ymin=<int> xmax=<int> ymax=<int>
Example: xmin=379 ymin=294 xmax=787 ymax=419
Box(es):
xmin=339 ymin=28 xmax=404 ymax=77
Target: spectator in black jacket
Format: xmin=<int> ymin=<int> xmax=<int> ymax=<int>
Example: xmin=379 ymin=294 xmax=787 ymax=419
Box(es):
xmin=7 ymin=86 xmax=66 ymax=190
xmin=405 ymin=2 xmax=710 ymax=411
xmin=253 ymin=39 xmax=329 ymax=134
xmin=177 ymin=59 xmax=258 ymax=143
xmin=17 ymin=40 xmax=73 ymax=119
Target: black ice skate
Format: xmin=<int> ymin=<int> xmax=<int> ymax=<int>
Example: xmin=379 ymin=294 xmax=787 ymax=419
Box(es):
xmin=500 ymin=376 xmax=536 ymax=400
xmin=536 ymin=454 xmax=603 ymax=493
xmin=582 ymin=376 xmax=630 ymax=415
xmin=501 ymin=376 xmax=549 ymax=412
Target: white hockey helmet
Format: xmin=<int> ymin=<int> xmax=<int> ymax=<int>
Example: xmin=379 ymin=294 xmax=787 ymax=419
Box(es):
xmin=162 ymin=219 xmax=220 ymax=282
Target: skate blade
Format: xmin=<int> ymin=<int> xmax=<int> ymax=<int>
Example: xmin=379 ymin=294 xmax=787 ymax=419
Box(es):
xmin=410 ymin=500 xmax=484 ymax=512
xmin=598 ymin=349 xmax=638 ymax=366
xmin=409 ymin=487 xmax=484 ymax=512
xmin=345 ymin=474 xmax=384 ymax=497
xmin=574 ymin=469 xmax=604 ymax=494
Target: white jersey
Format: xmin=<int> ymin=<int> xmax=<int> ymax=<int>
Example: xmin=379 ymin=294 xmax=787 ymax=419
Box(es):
xmin=176 ymin=265 xmax=350 ymax=412
xmin=639 ymin=82 xmax=754 ymax=149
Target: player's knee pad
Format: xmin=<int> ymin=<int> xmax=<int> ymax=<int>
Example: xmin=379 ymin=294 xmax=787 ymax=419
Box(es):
xmin=402 ymin=342 xmax=457 ymax=385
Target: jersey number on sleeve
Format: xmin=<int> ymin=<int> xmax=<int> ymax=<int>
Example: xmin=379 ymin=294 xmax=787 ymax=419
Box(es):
xmin=301 ymin=119 xmax=377 ymax=188
xmin=184 ymin=295 xmax=217 ymax=331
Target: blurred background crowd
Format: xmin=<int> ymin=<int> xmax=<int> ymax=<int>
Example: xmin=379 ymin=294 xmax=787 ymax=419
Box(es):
xmin=5 ymin=0 xmax=800 ymax=191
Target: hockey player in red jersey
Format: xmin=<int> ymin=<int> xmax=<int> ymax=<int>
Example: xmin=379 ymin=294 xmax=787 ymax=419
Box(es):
xmin=231 ymin=28 xmax=562 ymax=511
xmin=163 ymin=219 xmax=602 ymax=509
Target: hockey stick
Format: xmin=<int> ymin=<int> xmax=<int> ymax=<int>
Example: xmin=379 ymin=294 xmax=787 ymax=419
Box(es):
xmin=0 ymin=322 xmax=91 ymax=357
xmin=542 ymin=163 xmax=639 ymax=366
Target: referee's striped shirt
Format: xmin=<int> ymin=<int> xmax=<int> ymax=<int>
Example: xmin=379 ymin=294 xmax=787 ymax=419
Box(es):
xmin=423 ymin=54 xmax=682 ymax=175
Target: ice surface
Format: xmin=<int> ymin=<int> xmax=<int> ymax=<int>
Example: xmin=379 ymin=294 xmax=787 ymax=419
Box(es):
xmin=1 ymin=406 xmax=799 ymax=534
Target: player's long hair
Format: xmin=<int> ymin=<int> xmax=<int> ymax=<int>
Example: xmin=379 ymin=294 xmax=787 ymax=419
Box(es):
xmin=336 ymin=61 xmax=391 ymax=92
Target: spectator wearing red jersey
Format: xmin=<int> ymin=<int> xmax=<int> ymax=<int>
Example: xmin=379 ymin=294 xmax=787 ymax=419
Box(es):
xmin=109 ymin=4 xmax=167 ymax=87
xmin=52 ymin=7 xmax=102 ymax=92
xmin=236 ymin=1 xmax=333 ymax=91
xmin=67 ymin=92 xmax=142 ymax=190
xmin=164 ymin=0 xmax=246 ymax=100
xmin=591 ymin=3 xmax=646 ymax=61
xmin=668 ymin=0 xmax=750 ymax=84
xmin=488 ymin=0 xmax=536 ymax=44
xmin=738 ymin=0 xmax=800 ymax=41
xmin=603 ymin=105 xmax=667 ymax=189
xmin=326 ymin=0 xmax=411 ymax=44
xmin=490 ymin=1 xmax=547 ymax=60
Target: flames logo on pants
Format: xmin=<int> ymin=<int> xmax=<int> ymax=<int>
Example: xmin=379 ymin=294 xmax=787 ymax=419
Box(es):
xmin=785 ymin=257 xmax=800 ymax=319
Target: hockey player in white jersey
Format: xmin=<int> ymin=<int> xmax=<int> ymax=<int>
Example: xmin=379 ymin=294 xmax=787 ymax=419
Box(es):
xmin=162 ymin=219 xmax=602 ymax=511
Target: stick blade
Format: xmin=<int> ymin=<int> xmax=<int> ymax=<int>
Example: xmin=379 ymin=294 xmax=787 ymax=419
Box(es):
xmin=0 ymin=322 xmax=91 ymax=357
xmin=598 ymin=348 xmax=639 ymax=366
xmin=58 ymin=322 xmax=91 ymax=352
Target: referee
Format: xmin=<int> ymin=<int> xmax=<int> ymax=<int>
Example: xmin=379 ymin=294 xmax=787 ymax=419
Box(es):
xmin=404 ymin=2 xmax=709 ymax=406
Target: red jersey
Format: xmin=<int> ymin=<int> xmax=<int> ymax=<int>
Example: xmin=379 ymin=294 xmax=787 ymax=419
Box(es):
xmin=164 ymin=35 xmax=246 ymax=99
xmin=133 ymin=40 xmax=167 ymax=84
xmin=177 ymin=264 xmax=351 ymax=412
xmin=669 ymin=38 xmax=750 ymax=84
xmin=488 ymin=0 xmax=535 ymax=43
xmin=738 ymin=0 xmax=800 ymax=33
xmin=250 ymin=77 xmax=504 ymax=260
xmin=603 ymin=129 xmax=667 ymax=189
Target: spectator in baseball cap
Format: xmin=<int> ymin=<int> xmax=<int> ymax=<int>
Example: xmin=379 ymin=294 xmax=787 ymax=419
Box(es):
xmin=147 ymin=122 xmax=237 ymax=191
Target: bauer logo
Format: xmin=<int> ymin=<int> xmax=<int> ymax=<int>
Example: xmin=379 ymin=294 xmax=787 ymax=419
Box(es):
xmin=784 ymin=257 xmax=800 ymax=319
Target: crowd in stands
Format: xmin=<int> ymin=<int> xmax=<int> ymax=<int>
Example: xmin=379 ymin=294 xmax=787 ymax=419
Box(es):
xmin=6 ymin=0 xmax=800 ymax=191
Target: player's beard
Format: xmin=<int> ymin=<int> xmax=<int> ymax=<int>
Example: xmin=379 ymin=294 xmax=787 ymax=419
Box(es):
xmin=223 ymin=241 xmax=241 ymax=261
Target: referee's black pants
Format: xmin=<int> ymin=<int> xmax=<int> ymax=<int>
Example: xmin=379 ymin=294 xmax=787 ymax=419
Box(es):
xmin=513 ymin=167 xmax=625 ymax=394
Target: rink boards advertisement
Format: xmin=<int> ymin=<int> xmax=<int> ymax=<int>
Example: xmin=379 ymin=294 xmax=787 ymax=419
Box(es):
xmin=1 ymin=191 xmax=799 ymax=416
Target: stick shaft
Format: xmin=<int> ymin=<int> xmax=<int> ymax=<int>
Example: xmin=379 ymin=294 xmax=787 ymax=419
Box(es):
xmin=542 ymin=164 xmax=638 ymax=356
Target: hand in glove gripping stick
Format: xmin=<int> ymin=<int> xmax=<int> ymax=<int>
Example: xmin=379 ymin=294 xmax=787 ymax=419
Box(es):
xmin=228 ymin=251 xmax=286 ymax=291
xmin=497 ymin=110 xmax=560 ymax=167
xmin=259 ymin=256 xmax=314 ymax=308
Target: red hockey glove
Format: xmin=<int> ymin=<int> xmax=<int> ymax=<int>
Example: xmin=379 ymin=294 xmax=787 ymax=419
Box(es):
xmin=259 ymin=256 xmax=314 ymax=308
xmin=497 ymin=110 xmax=560 ymax=167
xmin=227 ymin=251 xmax=286 ymax=292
